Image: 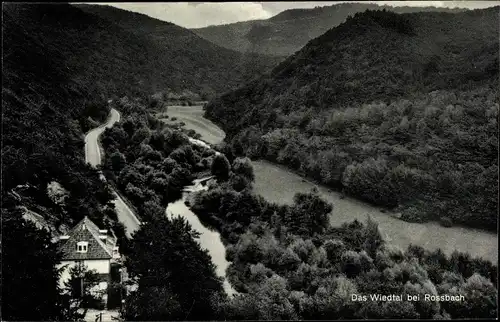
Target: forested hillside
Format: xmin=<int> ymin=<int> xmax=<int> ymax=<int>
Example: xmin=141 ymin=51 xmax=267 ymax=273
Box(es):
xmin=3 ymin=4 xmax=114 ymax=319
xmin=3 ymin=3 xmax=116 ymax=229
xmin=2 ymin=1 xmax=279 ymax=227
xmin=75 ymin=4 xmax=282 ymax=98
xmin=192 ymin=3 xmax=465 ymax=56
xmin=205 ymin=8 xmax=499 ymax=230
xmin=1 ymin=3 xmax=277 ymax=319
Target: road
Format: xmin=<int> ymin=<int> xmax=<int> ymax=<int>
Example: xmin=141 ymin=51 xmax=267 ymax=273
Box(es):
xmin=85 ymin=108 xmax=120 ymax=167
xmin=85 ymin=108 xmax=141 ymax=238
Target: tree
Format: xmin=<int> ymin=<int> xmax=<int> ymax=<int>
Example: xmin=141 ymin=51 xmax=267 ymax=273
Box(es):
xmin=131 ymin=127 xmax=152 ymax=145
xmin=324 ymin=239 xmax=346 ymax=265
xmin=363 ymin=216 xmax=384 ymax=258
xmin=125 ymin=216 xmax=226 ymax=320
xmin=442 ymin=273 xmax=497 ymax=319
xmin=63 ymin=265 xmax=104 ymax=311
xmin=110 ymin=151 xmax=126 ymax=173
xmin=125 ymin=182 xmax=145 ymax=206
xmin=286 ymin=192 xmax=332 ymax=236
xmin=141 ymin=198 xmax=165 ymax=220
xmin=232 ymin=157 xmax=255 ymax=182
xmin=2 ymin=212 xmax=69 ymax=321
xmin=303 ymin=276 xmax=359 ymax=319
xmin=226 ymin=275 xmax=298 ymax=320
xmin=124 ymin=286 xmax=183 ymax=321
xmin=229 ymin=173 xmax=252 ymax=192
xmin=211 ymin=154 xmax=231 ymax=181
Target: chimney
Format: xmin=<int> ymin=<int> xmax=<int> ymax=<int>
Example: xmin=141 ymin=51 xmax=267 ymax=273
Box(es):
xmin=99 ymin=229 xmax=107 ymax=243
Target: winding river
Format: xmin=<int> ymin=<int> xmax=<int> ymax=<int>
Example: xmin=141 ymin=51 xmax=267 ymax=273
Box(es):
xmin=166 ymin=178 xmax=236 ymax=296
xmin=89 ymin=104 xmax=497 ymax=299
xmin=87 ymin=107 xmax=236 ymax=295
xmin=160 ymin=105 xmax=498 ymax=263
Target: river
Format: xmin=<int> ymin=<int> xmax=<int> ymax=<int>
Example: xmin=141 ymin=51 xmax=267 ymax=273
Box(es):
xmin=87 ymin=107 xmax=236 ymax=295
xmin=166 ymin=178 xmax=237 ymax=296
xmin=252 ymin=160 xmax=498 ymax=262
xmin=159 ymin=104 xmax=498 ymax=263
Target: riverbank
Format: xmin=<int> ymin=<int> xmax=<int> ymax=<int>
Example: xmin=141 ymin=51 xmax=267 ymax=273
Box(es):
xmin=166 ymin=178 xmax=237 ymax=297
xmin=252 ymin=160 xmax=498 ymax=262
xmin=156 ymin=105 xmax=225 ymax=145
xmin=157 ymin=104 xmax=498 ymax=263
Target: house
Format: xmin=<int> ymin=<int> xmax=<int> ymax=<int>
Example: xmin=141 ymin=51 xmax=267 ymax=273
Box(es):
xmin=56 ymin=216 xmax=120 ymax=306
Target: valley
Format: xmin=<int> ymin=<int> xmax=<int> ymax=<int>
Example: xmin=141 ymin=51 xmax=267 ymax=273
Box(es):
xmin=158 ymin=104 xmax=498 ymax=263
xmin=193 ymin=3 xmax=465 ymax=56
xmin=2 ymin=3 xmax=498 ymax=321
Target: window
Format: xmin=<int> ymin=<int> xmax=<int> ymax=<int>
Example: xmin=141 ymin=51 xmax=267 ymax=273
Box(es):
xmin=76 ymin=241 xmax=88 ymax=253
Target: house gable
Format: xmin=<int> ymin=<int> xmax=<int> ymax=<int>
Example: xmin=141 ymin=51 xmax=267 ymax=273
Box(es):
xmin=59 ymin=217 xmax=114 ymax=260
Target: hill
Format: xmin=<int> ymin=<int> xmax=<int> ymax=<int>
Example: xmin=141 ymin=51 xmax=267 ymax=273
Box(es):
xmin=3 ymin=3 xmax=278 ymax=319
xmin=74 ymin=4 xmax=282 ymax=98
xmin=2 ymin=2 xmax=279 ymax=229
xmin=204 ymin=8 xmax=499 ymax=230
xmin=192 ymin=3 xmax=466 ymax=56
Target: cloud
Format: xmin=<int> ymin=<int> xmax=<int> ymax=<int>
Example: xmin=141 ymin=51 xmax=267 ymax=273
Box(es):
xmin=91 ymin=1 xmax=500 ymax=29
xmin=94 ymin=2 xmax=273 ymax=28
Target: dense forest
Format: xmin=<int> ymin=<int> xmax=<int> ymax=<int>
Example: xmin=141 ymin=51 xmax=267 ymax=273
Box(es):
xmin=205 ymin=8 xmax=499 ymax=230
xmin=3 ymin=4 xmax=114 ymax=319
xmin=5 ymin=4 xmax=279 ymax=101
xmin=100 ymin=97 xmax=208 ymax=222
xmin=3 ymin=3 xmax=118 ymax=232
xmin=193 ymin=3 xmax=465 ymax=56
xmin=189 ymin=175 xmax=498 ymax=319
xmin=2 ymin=3 xmax=499 ymax=320
xmin=1 ymin=3 xmax=274 ymax=319
xmin=99 ymin=98 xmax=252 ymax=320
xmin=75 ymin=4 xmax=282 ymax=98
xmin=98 ymin=98 xmax=497 ymax=320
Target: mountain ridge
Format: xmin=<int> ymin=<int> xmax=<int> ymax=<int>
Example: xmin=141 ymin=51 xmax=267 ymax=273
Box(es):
xmin=2 ymin=2 xmax=280 ymax=230
xmin=192 ymin=3 xmax=468 ymax=56
xmin=204 ymin=7 xmax=499 ymax=230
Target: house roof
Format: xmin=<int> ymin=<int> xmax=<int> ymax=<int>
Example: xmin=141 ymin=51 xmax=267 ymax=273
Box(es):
xmin=59 ymin=217 xmax=116 ymax=260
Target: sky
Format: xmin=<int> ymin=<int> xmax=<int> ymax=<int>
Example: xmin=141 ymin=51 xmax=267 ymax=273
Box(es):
xmin=90 ymin=1 xmax=500 ymax=28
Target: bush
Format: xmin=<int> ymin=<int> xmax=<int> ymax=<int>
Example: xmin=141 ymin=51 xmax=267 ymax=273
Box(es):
xmin=400 ymin=206 xmax=427 ymax=223
xmin=232 ymin=157 xmax=255 ymax=182
xmin=211 ymin=154 xmax=231 ymax=181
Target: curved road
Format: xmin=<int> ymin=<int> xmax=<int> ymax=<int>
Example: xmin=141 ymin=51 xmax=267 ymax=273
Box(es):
xmin=85 ymin=108 xmax=141 ymax=238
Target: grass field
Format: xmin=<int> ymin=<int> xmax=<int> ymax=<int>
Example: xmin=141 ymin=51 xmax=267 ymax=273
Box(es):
xmin=157 ymin=105 xmax=225 ymax=145
xmin=252 ymin=160 xmax=498 ymax=262
xmin=155 ymin=104 xmax=498 ymax=262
